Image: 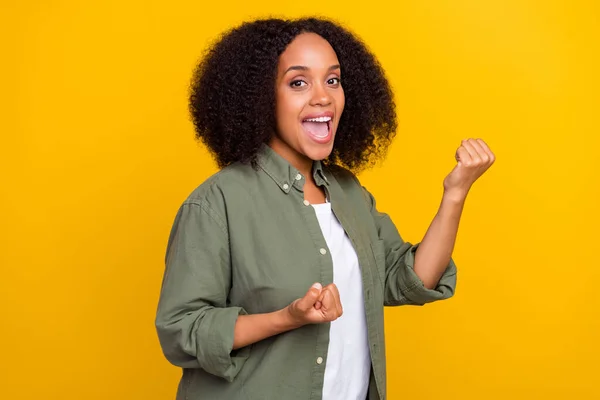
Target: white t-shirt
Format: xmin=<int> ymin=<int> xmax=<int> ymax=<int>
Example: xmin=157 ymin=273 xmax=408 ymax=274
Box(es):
xmin=312 ymin=202 xmax=371 ymax=400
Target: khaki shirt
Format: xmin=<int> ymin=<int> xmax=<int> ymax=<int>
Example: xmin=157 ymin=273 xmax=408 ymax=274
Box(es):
xmin=156 ymin=144 xmax=457 ymax=399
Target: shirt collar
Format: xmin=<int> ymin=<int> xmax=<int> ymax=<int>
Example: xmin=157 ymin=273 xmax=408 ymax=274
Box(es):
xmin=256 ymin=144 xmax=330 ymax=194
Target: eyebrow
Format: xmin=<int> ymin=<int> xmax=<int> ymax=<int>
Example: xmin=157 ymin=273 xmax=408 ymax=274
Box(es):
xmin=284 ymin=64 xmax=341 ymax=74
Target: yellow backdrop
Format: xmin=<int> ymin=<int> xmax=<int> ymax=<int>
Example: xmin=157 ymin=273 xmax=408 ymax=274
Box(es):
xmin=2 ymin=1 xmax=599 ymax=399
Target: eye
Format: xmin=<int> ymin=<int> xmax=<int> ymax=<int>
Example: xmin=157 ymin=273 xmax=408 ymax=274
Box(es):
xmin=290 ymin=80 xmax=307 ymax=88
xmin=327 ymin=77 xmax=341 ymax=85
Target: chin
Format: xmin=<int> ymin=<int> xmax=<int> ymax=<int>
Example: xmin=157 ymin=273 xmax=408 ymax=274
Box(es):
xmin=302 ymin=143 xmax=334 ymax=161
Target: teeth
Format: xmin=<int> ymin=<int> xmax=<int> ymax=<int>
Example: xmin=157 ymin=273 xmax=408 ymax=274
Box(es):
xmin=303 ymin=116 xmax=331 ymax=123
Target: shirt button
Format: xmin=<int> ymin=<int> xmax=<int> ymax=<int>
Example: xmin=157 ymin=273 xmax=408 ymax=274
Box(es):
xmin=316 ymin=357 xmax=323 ymax=365
xmin=319 ymin=248 xmax=327 ymax=255
xmin=303 ymin=200 xmax=310 ymax=206
xmin=295 ymin=173 xmax=302 ymax=181
xmin=282 ymin=183 xmax=289 ymax=190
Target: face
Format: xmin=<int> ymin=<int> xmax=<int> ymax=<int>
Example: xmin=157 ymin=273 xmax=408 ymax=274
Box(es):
xmin=271 ymin=32 xmax=345 ymax=170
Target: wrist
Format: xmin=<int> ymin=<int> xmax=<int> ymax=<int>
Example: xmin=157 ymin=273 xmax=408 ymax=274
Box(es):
xmin=279 ymin=306 xmax=304 ymax=331
xmin=442 ymin=187 xmax=469 ymax=204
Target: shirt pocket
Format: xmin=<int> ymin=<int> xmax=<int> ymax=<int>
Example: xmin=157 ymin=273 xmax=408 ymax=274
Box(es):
xmin=369 ymin=239 xmax=386 ymax=291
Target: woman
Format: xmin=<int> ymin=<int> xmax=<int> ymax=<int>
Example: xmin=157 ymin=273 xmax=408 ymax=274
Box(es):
xmin=156 ymin=17 xmax=495 ymax=400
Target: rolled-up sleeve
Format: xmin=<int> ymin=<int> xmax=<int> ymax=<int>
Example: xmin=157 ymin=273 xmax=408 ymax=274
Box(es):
xmin=155 ymin=200 xmax=249 ymax=382
xmin=384 ymin=242 xmax=457 ymax=306
xmin=363 ymin=187 xmax=457 ymax=306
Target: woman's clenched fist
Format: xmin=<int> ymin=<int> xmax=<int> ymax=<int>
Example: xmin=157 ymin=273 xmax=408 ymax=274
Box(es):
xmin=443 ymin=138 xmax=495 ymax=199
xmin=286 ymin=282 xmax=343 ymax=327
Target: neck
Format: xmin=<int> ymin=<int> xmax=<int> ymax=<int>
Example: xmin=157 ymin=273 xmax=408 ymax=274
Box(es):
xmin=268 ymin=138 xmax=314 ymax=178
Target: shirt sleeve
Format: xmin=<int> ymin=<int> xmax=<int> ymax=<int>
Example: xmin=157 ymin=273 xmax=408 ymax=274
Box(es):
xmin=363 ymin=187 xmax=457 ymax=306
xmin=155 ymin=200 xmax=249 ymax=382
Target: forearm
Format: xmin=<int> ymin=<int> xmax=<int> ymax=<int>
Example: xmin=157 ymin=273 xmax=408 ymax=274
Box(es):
xmin=413 ymin=190 xmax=466 ymax=289
xmin=232 ymin=308 xmax=300 ymax=350
xmin=233 ymin=282 xmax=341 ymax=350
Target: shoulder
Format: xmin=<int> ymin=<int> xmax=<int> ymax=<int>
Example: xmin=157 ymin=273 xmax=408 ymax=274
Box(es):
xmin=183 ymin=162 xmax=259 ymax=208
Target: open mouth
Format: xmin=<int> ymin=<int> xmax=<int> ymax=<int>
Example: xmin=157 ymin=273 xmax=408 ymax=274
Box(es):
xmin=301 ymin=116 xmax=332 ymax=143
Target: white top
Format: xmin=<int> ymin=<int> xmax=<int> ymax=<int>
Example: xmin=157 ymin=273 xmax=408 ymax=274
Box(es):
xmin=312 ymin=202 xmax=371 ymax=400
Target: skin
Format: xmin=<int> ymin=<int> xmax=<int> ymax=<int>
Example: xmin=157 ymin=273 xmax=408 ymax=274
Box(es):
xmin=269 ymin=32 xmax=344 ymax=205
xmin=232 ymin=33 xmax=495 ymax=350
xmin=414 ymin=138 xmax=495 ymax=288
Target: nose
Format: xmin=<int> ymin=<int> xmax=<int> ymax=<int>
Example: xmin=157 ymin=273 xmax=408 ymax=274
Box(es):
xmin=309 ymin=82 xmax=332 ymax=107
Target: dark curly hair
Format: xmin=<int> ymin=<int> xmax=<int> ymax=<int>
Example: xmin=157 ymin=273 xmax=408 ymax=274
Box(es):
xmin=189 ymin=17 xmax=397 ymax=171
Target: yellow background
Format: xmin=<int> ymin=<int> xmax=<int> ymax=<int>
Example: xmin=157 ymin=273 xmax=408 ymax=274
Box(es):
xmin=2 ymin=1 xmax=599 ymax=399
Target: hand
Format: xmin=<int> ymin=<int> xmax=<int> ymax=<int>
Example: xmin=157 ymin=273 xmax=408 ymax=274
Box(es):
xmin=286 ymin=283 xmax=343 ymax=327
xmin=443 ymin=138 xmax=495 ymax=199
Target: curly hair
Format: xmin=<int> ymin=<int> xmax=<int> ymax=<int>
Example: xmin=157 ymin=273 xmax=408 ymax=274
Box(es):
xmin=189 ymin=17 xmax=397 ymax=171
